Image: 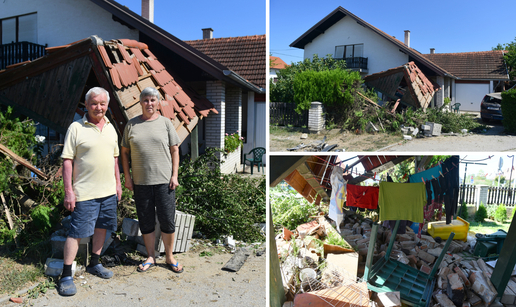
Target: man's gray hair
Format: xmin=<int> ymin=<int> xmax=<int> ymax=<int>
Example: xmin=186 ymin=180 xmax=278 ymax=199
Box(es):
xmin=85 ymin=87 xmax=110 ymax=103
xmin=140 ymin=87 xmax=160 ymax=102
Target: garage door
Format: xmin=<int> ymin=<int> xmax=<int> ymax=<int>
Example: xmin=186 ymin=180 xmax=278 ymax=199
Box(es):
xmin=456 ymin=83 xmax=490 ymax=112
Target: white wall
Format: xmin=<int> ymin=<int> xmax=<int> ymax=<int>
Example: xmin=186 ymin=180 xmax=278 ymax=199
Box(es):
xmin=0 ymin=0 xmax=138 ymax=47
xmin=303 ymin=16 xmax=409 ymax=75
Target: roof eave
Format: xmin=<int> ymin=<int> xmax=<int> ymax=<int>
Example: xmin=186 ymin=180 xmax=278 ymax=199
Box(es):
xmin=223 ymin=70 xmax=264 ymax=94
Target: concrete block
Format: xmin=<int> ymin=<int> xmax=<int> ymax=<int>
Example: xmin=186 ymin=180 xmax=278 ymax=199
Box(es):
xmin=401 ymin=127 xmax=409 ymax=135
xmin=122 ymin=218 xmax=141 ymax=237
xmin=45 ymin=258 xmax=76 ymax=277
xmin=421 ymin=124 xmax=431 ymax=131
xmin=400 ymin=241 xmax=417 ymax=249
xmin=412 ymin=127 xmax=419 ymax=136
xmin=403 ymin=135 xmax=412 ymax=140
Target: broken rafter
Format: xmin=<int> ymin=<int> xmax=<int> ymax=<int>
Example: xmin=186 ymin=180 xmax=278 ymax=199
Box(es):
xmin=0 ymin=143 xmax=49 ymax=180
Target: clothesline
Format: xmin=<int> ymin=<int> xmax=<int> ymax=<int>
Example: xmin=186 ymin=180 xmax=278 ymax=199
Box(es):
xmin=310 ymin=155 xmax=463 ymax=186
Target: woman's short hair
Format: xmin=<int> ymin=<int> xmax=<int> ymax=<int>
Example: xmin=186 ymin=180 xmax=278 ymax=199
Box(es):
xmin=85 ymin=87 xmax=110 ymax=103
xmin=140 ymin=87 xmax=160 ymax=102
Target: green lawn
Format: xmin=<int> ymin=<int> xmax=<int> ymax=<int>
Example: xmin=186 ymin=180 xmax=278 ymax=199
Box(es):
xmin=467 ymin=219 xmax=511 ymax=235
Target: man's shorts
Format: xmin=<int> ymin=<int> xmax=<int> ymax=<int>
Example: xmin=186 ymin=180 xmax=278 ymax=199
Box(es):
xmin=68 ymin=194 xmax=118 ymax=238
xmin=134 ymin=184 xmax=176 ymax=235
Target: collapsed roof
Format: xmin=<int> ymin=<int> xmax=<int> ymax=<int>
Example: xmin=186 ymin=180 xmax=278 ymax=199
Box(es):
xmin=0 ymin=35 xmax=217 ymax=143
xmin=270 ymin=155 xmax=412 ymax=204
xmin=364 ymin=62 xmax=441 ymax=110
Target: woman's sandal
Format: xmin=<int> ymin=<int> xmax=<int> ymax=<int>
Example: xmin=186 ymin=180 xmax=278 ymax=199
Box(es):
xmin=167 ymin=262 xmax=183 ymax=274
xmin=137 ymin=262 xmax=156 ymax=273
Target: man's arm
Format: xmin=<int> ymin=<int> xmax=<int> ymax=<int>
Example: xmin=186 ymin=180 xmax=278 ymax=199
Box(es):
xmin=121 ymin=146 xmax=133 ymax=191
xmin=63 ymin=158 xmax=76 ymax=212
xmin=169 ymin=145 xmax=179 ymax=190
xmin=114 ymin=156 xmax=122 ymax=201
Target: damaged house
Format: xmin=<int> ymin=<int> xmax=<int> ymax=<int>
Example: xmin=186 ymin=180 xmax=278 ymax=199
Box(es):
xmin=290 ymin=6 xmax=510 ymax=111
xmin=270 ymin=155 xmax=516 ymax=307
xmin=0 ymin=0 xmax=265 ymax=173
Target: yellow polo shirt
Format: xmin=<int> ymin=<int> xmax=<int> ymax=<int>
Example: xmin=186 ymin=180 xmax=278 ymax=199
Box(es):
xmin=61 ymin=115 xmax=119 ymax=202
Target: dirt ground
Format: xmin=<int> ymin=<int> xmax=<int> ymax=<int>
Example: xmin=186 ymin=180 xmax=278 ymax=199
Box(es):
xmin=4 ymin=241 xmax=265 ymax=307
xmin=269 ymin=127 xmax=403 ymax=152
xmin=270 ymin=120 xmax=515 ymax=153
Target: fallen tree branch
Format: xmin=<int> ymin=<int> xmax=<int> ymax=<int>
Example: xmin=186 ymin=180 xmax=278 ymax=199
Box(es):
xmin=0 ymin=144 xmax=49 ymax=180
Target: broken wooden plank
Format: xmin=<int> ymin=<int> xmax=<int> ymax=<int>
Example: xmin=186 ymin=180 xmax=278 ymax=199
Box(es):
xmin=0 ymin=143 xmax=48 ymax=180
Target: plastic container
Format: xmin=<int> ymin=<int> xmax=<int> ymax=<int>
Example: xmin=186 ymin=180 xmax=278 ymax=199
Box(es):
xmin=427 ymin=216 xmax=469 ymax=242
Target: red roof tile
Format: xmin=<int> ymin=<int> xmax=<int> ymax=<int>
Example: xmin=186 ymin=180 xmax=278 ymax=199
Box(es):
xmin=97 ymin=45 xmax=113 ymax=68
xmin=185 ymin=35 xmax=266 ymax=89
xmin=422 ymin=50 xmax=509 ymax=80
xmin=270 ymin=56 xmax=289 ymax=69
xmin=130 ymin=48 xmax=147 ymax=63
xmin=117 ymin=43 xmax=133 ymax=63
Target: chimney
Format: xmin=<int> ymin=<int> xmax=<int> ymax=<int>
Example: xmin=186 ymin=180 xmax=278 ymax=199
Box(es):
xmin=202 ymin=28 xmax=213 ymax=39
xmin=430 ymin=48 xmax=435 ymax=54
xmin=404 ymin=30 xmax=410 ymax=47
xmin=142 ymin=0 xmax=154 ymax=23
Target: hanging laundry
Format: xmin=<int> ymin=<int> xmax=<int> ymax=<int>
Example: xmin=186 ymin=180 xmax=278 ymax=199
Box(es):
xmin=346 ymin=184 xmax=379 ymax=209
xmin=408 ymin=164 xmax=442 ymax=200
xmin=443 ymin=156 xmax=460 ymax=224
xmin=329 ymin=165 xmax=346 ymax=232
xmin=379 ymin=181 xmax=425 ymax=223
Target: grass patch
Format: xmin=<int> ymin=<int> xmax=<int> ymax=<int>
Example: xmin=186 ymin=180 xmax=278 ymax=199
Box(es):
xmin=0 ymin=257 xmax=46 ymax=295
xmin=468 ymin=218 xmax=511 ymax=234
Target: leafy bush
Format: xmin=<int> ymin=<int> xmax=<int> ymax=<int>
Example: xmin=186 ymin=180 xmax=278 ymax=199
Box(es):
xmin=176 ymin=148 xmax=265 ymax=242
xmin=475 ymin=203 xmax=488 ymax=222
xmin=292 ymin=68 xmax=362 ymax=113
xmin=224 ymin=131 xmax=243 ymax=153
xmin=270 ymin=186 xmax=319 ymax=230
xmin=494 ymin=204 xmax=507 ymax=223
xmin=501 ymin=89 xmax=516 ymax=133
xmin=486 ymin=204 xmax=498 ymax=220
xmin=459 ymin=202 xmax=469 ymax=221
xmin=270 ymin=54 xmax=347 ymax=103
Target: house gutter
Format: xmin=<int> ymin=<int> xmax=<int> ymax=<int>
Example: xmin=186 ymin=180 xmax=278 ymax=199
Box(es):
xmin=223 ymin=70 xmax=264 ymax=94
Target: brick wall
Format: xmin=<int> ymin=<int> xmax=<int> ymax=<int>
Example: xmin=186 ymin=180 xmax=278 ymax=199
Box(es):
xmin=225 ymin=86 xmax=242 ymax=135
xmin=205 ymin=81 xmax=225 ymax=156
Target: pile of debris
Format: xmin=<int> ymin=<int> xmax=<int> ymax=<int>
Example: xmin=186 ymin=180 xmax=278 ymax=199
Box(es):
xmin=287 ymin=136 xmax=341 ymax=152
xmin=277 ymin=209 xmax=514 ymax=307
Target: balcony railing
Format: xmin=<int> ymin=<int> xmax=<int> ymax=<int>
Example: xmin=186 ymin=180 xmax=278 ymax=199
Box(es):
xmin=335 ymin=57 xmax=368 ymax=70
xmin=1 ymin=41 xmax=47 ymax=70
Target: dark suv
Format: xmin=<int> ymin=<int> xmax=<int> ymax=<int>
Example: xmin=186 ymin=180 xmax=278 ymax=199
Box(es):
xmin=480 ymin=92 xmax=503 ymax=122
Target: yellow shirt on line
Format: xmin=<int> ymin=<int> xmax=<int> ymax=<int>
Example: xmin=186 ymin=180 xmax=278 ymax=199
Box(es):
xmin=61 ymin=115 xmax=119 ymax=202
xmin=378 ymin=181 xmax=426 ymax=224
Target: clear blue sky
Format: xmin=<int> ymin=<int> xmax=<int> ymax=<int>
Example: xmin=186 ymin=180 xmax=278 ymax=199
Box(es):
xmin=115 ymin=0 xmax=265 ymax=41
xmin=271 ymin=0 xmax=516 ymax=65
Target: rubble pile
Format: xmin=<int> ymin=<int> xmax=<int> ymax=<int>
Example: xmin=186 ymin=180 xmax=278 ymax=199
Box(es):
xmin=277 ymin=210 xmax=515 ymax=307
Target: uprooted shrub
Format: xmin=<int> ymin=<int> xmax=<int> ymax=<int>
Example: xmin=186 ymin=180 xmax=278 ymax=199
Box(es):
xmin=176 ymin=148 xmax=265 ymax=242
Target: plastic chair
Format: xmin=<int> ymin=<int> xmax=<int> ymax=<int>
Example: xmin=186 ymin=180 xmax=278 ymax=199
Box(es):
xmin=452 ymin=103 xmax=461 ymax=113
xmin=243 ymin=147 xmax=266 ymax=175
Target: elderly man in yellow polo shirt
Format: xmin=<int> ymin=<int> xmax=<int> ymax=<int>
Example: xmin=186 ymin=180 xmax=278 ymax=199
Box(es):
xmin=58 ymin=87 xmax=122 ymax=296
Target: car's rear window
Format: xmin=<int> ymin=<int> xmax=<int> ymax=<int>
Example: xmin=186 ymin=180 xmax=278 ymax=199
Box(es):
xmin=483 ymin=95 xmax=501 ymax=104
